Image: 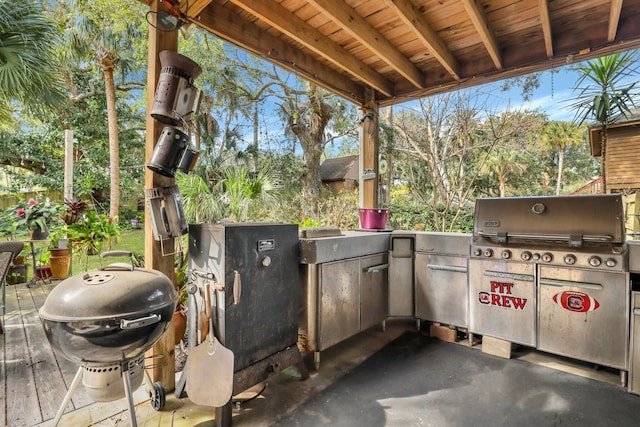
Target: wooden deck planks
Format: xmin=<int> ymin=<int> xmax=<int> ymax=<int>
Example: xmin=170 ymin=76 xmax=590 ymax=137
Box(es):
xmin=1 ymin=281 xmax=93 ymax=426
xmin=4 ymin=283 xmax=41 ymax=426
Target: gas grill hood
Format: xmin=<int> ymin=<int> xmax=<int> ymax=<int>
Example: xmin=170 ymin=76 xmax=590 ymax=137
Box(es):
xmin=473 ymin=195 xmax=625 ymax=248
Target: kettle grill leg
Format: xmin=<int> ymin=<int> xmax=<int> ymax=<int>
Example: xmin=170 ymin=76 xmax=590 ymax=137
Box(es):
xmin=122 ymin=367 xmax=138 ymax=427
xmin=52 ymin=367 xmax=83 ymax=426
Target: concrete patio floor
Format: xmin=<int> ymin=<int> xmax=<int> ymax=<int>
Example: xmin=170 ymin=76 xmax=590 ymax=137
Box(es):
xmin=36 ymin=319 xmax=640 ymax=426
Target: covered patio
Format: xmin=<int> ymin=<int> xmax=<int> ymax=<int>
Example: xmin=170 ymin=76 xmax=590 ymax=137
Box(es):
xmin=6 ymin=1 xmax=640 ymax=426
xmin=5 ymin=282 xmax=640 ymax=426
xmin=136 ymin=0 xmax=640 ymax=393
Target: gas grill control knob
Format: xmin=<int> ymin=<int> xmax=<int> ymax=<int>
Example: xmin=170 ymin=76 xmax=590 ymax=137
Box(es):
xmin=541 ymin=253 xmax=553 ymax=263
xmin=605 ymin=258 xmax=617 ymax=268
xmin=501 ymin=250 xmax=512 ymax=259
xmin=473 ymin=248 xmax=482 ymax=257
xmin=521 ymin=251 xmax=532 ymax=261
xmin=261 ymin=256 xmax=272 ymax=267
xmin=588 ymin=256 xmax=602 ymax=267
xmin=483 ymin=249 xmax=494 ymax=257
xmin=563 ymin=254 xmax=577 ymax=265
xmin=532 ymin=253 xmax=541 ymax=261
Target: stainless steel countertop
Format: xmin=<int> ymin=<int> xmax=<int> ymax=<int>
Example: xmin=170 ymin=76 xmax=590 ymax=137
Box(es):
xmin=299 ymin=230 xmax=391 ymax=264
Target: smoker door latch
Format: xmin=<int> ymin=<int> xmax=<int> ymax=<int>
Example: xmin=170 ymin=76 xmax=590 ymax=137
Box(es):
xmin=233 ymin=270 xmax=241 ymax=305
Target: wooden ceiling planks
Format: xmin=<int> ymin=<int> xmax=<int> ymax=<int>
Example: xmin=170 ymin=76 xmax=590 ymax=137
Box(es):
xmin=139 ymin=0 xmax=640 ymax=107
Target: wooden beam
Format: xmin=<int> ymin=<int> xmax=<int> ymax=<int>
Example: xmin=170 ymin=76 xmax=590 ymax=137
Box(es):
xmin=461 ymin=0 xmax=503 ymax=70
xmin=307 ymin=0 xmax=425 ymax=89
xmin=180 ymin=0 xmax=212 ymax=17
xmin=381 ymin=35 xmax=640 ymax=107
xmin=144 ymin=0 xmax=178 ymax=391
xmin=196 ymin=2 xmax=367 ymax=105
xmin=538 ymin=0 xmax=553 ymax=57
xmin=385 ymin=0 xmax=461 ymax=80
xmin=608 ymin=0 xmax=624 ymax=41
xmin=229 ymin=0 xmax=394 ymax=96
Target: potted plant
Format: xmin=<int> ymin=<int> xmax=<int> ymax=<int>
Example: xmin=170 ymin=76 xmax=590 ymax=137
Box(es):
xmin=48 ymin=225 xmax=71 ymax=279
xmin=13 ymin=198 xmax=62 ymax=240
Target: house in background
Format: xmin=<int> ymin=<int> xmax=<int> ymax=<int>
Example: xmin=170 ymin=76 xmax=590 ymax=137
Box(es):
xmin=588 ymin=107 xmax=640 ymax=238
xmin=589 ymin=107 xmax=640 ymax=193
xmin=320 ymin=155 xmax=358 ymax=193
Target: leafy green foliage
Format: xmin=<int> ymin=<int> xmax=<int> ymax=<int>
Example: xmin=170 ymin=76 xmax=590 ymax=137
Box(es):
xmin=570 ymin=52 xmax=640 ymax=127
xmin=0 ymin=1 xmax=66 ymax=123
xmin=67 ymin=210 xmax=120 ymax=259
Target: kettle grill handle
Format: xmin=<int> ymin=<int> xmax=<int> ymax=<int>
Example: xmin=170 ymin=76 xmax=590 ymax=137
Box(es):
xmin=100 ymin=251 xmax=135 ymax=271
xmin=120 ymin=314 xmax=160 ymax=330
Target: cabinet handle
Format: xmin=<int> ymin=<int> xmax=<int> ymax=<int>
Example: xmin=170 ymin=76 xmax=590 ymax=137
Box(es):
xmin=634 ymin=308 xmax=640 ymax=316
xmin=539 ymin=278 xmax=602 ymax=290
xmin=364 ymin=263 xmax=389 ymax=273
xmin=427 ymin=264 xmax=467 ymax=273
xmin=483 ymin=270 xmax=534 ymax=282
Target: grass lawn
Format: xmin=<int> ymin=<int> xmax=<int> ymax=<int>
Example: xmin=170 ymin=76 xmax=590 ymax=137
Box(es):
xmin=70 ymin=229 xmax=146 ymax=273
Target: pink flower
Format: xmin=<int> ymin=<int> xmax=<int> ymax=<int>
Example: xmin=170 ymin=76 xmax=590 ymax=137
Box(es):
xmin=28 ymin=198 xmax=37 ymax=206
xmin=15 ymin=208 xmax=25 ymax=217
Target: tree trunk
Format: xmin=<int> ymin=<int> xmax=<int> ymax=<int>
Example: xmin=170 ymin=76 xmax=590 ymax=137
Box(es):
xmin=555 ymin=150 xmax=564 ymax=196
xmin=600 ymin=128 xmax=607 ymax=194
xmin=384 ymin=106 xmax=393 ymax=204
xmin=291 ymin=84 xmax=332 ymax=199
xmin=252 ymin=102 xmax=259 ymax=171
xmin=499 ymin=177 xmax=506 ymax=197
xmin=101 ymin=52 xmax=120 ymax=219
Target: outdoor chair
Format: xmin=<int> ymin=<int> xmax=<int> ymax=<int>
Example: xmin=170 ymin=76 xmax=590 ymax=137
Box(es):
xmin=0 ymin=241 xmax=26 ymax=334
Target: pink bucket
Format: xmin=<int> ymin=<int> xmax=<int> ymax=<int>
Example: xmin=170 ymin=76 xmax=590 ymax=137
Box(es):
xmin=358 ymin=208 xmax=389 ymax=230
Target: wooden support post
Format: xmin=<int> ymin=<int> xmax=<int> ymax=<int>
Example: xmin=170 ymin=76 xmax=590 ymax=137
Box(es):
xmin=64 ymin=130 xmax=74 ymax=201
xmin=144 ymin=0 xmax=178 ymax=390
xmin=359 ymin=88 xmax=379 ymax=209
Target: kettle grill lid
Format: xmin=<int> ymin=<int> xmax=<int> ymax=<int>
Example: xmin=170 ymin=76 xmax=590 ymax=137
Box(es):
xmin=39 ymin=266 xmax=177 ymax=322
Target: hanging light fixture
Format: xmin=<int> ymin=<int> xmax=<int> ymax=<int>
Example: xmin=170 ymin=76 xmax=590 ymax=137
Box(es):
xmin=154 ymin=0 xmax=197 ymax=40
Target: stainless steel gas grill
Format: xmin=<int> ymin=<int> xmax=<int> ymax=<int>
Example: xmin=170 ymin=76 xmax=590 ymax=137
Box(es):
xmin=469 ymin=195 xmax=629 ymax=378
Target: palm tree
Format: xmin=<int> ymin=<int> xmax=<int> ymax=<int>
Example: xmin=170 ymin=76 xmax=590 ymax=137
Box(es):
xmin=540 ymin=121 xmax=584 ymax=195
xmin=214 ymin=165 xmax=280 ymax=222
xmin=569 ymin=51 xmax=640 ymax=193
xmin=61 ymin=0 xmax=144 ymax=218
xmin=177 ymin=164 xmax=280 ymax=223
xmin=175 ymin=172 xmax=220 ymax=224
xmin=0 ymin=2 xmax=65 ymax=122
xmin=481 ymin=149 xmax=527 ymax=197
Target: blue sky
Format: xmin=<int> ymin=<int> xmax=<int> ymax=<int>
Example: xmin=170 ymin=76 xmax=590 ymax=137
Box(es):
xmin=487 ymin=58 xmax=640 ymax=122
xmin=389 ymin=63 xmax=586 ymax=124
xmin=504 ymin=66 xmax=580 ymax=121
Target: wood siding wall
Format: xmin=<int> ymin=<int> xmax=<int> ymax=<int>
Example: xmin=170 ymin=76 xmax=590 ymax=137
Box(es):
xmin=606 ymin=125 xmax=640 ymax=191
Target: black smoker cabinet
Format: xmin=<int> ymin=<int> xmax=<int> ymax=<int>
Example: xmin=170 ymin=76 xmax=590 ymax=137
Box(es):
xmin=188 ymin=222 xmax=307 ymax=417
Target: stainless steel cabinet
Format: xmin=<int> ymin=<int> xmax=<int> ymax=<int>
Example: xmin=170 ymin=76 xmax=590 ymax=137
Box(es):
xmin=416 ymin=253 xmax=468 ymax=327
xmin=318 ymin=253 xmax=389 ymax=350
xmin=388 ymin=235 xmax=415 ymax=317
xmin=468 ymin=259 xmax=537 ymax=347
xmin=361 ymin=254 xmax=389 ymax=330
xmin=630 ymin=292 xmax=640 ymax=394
xmin=415 ymin=232 xmax=470 ymax=328
xmin=538 ymin=266 xmax=628 ymax=370
xmin=319 ymin=258 xmax=361 ymax=349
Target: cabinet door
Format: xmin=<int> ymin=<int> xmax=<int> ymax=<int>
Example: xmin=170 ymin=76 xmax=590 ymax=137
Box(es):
xmin=415 ymin=254 xmax=468 ymax=327
xmin=361 ymin=254 xmax=389 ymax=331
xmin=630 ymin=292 xmax=640 ymax=394
xmin=319 ymin=258 xmax=360 ymax=350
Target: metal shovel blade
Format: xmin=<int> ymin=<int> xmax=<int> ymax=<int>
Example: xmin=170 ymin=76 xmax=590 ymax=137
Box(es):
xmin=186 ymin=282 xmax=234 ymax=407
xmin=186 ymin=335 xmax=234 ymax=407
